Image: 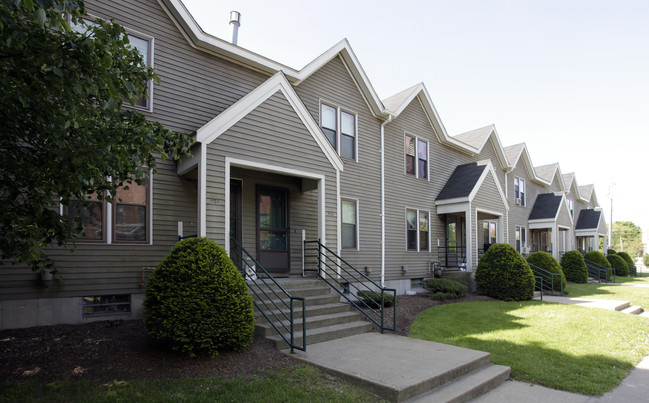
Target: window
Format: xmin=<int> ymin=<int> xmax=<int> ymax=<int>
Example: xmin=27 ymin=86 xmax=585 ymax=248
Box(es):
xmin=514 ymin=177 xmax=526 ymax=206
xmin=482 ymin=221 xmax=497 ymax=251
xmin=83 ymin=295 xmax=130 ymax=316
xmin=515 ymin=226 xmax=527 ymax=253
xmin=341 ymin=199 xmax=358 ymax=249
xmin=126 ymin=32 xmax=154 ymax=110
xmin=64 ymin=176 xmax=150 ymax=244
xmin=320 ymin=102 xmax=357 ymax=160
xmin=406 ymin=209 xmax=430 ymax=251
xmin=405 ymin=135 xmax=428 ymax=179
xmin=567 ymin=198 xmax=574 ymax=217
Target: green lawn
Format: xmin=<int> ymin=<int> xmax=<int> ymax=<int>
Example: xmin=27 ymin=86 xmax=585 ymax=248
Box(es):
xmin=0 ymin=364 xmax=382 ymax=403
xmin=409 ymin=301 xmax=649 ymax=395
xmin=566 ymin=278 xmax=649 ymax=309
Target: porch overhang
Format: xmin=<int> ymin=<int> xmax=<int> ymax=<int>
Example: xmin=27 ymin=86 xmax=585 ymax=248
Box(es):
xmin=436 ymin=199 xmax=469 ymax=214
xmin=528 ymin=219 xmax=555 ymax=229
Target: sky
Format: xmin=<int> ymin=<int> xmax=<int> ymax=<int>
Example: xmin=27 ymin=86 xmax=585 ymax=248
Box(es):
xmin=182 ymin=0 xmax=649 ymax=249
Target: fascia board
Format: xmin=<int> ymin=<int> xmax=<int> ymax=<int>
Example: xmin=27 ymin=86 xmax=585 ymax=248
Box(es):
xmin=436 ymin=201 xmax=470 ymax=214
xmin=528 ymin=219 xmax=555 ymax=229
xmin=159 ymin=0 xmax=297 ymax=77
xmin=176 ymin=142 xmax=201 ymax=175
xmin=295 ymin=40 xmax=385 ymax=117
xmin=196 ymin=72 xmax=343 ymax=172
xmin=575 ymin=229 xmax=598 ymax=236
xmin=485 ymin=126 xmax=511 ymax=171
xmin=469 ymin=162 xmax=509 ymax=211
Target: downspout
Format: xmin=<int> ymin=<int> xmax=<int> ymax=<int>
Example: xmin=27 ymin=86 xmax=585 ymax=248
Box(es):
xmin=380 ymin=115 xmax=393 ymax=287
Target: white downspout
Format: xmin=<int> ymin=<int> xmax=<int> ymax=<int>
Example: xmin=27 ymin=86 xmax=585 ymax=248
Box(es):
xmin=380 ymin=115 xmax=393 ymax=287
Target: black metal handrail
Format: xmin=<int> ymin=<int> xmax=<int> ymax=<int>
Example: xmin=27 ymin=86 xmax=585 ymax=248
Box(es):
xmin=304 ymin=240 xmax=396 ymax=332
xmin=584 ymin=258 xmax=615 ymax=284
xmin=230 ymin=237 xmax=306 ymax=353
xmin=436 ymin=245 xmax=467 ymax=269
xmin=528 ymin=262 xmax=563 ymax=295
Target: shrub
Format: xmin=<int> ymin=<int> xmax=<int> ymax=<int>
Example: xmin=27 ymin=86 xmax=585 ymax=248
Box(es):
xmin=560 ymin=251 xmax=588 ymax=283
xmin=475 ymin=243 xmax=534 ymax=301
xmin=357 ymin=290 xmax=396 ymax=308
xmin=584 ymin=251 xmax=611 ymax=268
xmin=423 ymin=278 xmax=467 ymax=301
xmin=607 ymin=254 xmax=629 ymax=277
xmin=527 ymin=251 xmax=566 ymax=291
xmin=144 ymin=237 xmax=255 ymax=357
xmin=617 ymin=252 xmax=636 ymax=276
xmin=607 ymin=249 xmax=617 ymax=255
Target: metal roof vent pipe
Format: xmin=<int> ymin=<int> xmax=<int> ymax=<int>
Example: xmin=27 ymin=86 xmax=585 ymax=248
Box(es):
xmin=229 ymin=11 xmax=241 ymax=45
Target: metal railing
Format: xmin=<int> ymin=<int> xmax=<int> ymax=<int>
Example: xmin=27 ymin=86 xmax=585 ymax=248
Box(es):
xmin=528 ymin=262 xmax=564 ymax=295
xmin=230 ymin=237 xmax=306 ymax=353
xmin=304 ymin=240 xmax=396 ymax=332
xmin=584 ymin=258 xmax=615 ymax=284
xmin=436 ymin=245 xmax=467 ymax=269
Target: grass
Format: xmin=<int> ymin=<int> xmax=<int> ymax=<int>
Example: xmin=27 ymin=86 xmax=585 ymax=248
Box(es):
xmin=409 ymin=301 xmax=649 ymax=395
xmin=566 ymin=278 xmax=649 ymax=309
xmin=0 ymin=364 xmax=383 ymax=403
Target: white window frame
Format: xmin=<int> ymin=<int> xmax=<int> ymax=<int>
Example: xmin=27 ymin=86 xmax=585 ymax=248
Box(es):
xmin=515 ymin=225 xmax=527 ymax=253
xmin=567 ymin=198 xmax=574 ymax=217
xmin=124 ymin=28 xmax=155 ymax=112
xmin=514 ymin=177 xmax=526 ymax=206
xmin=341 ymin=197 xmax=359 ymax=250
xmin=404 ymin=133 xmax=429 ymax=180
xmin=61 ymin=171 xmax=153 ymax=245
xmin=319 ymin=100 xmax=358 ymax=162
xmin=406 ymin=208 xmax=430 ymax=252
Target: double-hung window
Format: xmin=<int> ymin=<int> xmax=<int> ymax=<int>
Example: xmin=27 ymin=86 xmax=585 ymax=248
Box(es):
xmin=567 ymin=198 xmax=574 ymax=217
xmin=407 ymin=209 xmax=430 ymax=251
xmin=514 ymin=177 xmax=526 ymax=206
xmin=126 ymin=31 xmax=154 ymax=111
xmin=320 ymin=102 xmax=357 ymax=160
xmin=405 ymin=135 xmax=428 ymax=179
xmin=341 ymin=199 xmax=358 ymax=249
xmin=482 ymin=221 xmax=497 ymax=251
xmin=515 ymin=226 xmax=527 ymax=253
xmin=64 ymin=176 xmax=150 ymax=244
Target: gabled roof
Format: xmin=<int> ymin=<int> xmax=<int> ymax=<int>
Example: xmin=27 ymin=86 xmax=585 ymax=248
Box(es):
xmin=579 ymin=184 xmax=594 ymax=201
xmin=562 ymin=172 xmax=586 ymax=201
xmin=436 ymin=163 xmax=486 ymax=200
xmin=503 ymin=142 xmax=547 ymax=185
xmin=529 ymin=193 xmax=563 ymax=220
xmin=534 ymin=163 xmax=566 ymax=191
xmin=575 ymin=209 xmax=602 ymax=230
xmin=504 ymin=143 xmax=525 ymax=166
xmin=159 ymin=0 xmax=384 ymax=117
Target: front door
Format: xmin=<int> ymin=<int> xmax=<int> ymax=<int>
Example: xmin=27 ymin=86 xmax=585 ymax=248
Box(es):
xmin=257 ymin=187 xmax=290 ymax=273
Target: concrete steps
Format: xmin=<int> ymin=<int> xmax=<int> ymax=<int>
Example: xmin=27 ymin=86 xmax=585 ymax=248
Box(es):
xmin=620 ymin=305 xmax=644 ymax=315
xmin=249 ymin=277 xmax=373 ymax=350
xmin=286 ymin=333 xmax=511 ymax=403
xmin=407 ymin=364 xmax=511 ymax=403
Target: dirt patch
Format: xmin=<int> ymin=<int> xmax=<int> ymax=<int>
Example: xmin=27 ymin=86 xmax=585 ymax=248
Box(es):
xmin=0 ymin=293 xmax=492 ymax=384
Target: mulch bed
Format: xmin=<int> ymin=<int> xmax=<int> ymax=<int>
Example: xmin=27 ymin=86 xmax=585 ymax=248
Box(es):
xmin=0 ymin=293 xmax=492 ymax=384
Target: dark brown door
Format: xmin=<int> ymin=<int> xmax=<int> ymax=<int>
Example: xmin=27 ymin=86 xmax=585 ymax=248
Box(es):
xmin=257 ymin=187 xmax=289 ymax=273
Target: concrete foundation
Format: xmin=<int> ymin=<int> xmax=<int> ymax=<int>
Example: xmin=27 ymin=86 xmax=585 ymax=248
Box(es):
xmin=0 ymin=294 xmax=145 ymax=330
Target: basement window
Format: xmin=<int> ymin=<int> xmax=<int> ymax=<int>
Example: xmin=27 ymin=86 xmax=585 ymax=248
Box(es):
xmin=411 ymin=278 xmax=424 ymax=289
xmin=83 ymin=295 xmax=131 ymax=316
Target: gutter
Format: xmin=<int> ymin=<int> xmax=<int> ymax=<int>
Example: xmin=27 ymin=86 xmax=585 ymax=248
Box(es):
xmin=380 ymin=115 xmax=393 ymax=287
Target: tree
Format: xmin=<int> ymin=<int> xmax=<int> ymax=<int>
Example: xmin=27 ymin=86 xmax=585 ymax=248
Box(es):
xmin=611 ymin=221 xmax=644 ymax=258
xmin=0 ymin=0 xmax=193 ymax=271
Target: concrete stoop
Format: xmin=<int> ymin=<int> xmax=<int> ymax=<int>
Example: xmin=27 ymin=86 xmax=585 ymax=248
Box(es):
xmin=249 ymin=278 xmax=373 ymax=349
xmin=540 ymin=296 xmax=645 ymax=316
xmin=285 ymin=333 xmax=510 ymax=403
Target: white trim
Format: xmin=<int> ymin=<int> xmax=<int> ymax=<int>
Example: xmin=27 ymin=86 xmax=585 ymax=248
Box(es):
xmin=122 ymin=28 xmax=155 ymax=113
xmin=199 ymin=142 xmax=207 ymax=237
xmin=197 ymin=72 xmax=343 ymax=173
xmin=437 ymin=202 xmax=470 ymax=215
xmin=148 ymin=169 xmax=154 ymax=245
xmin=319 ymin=99 xmax=359 ymax=162
xmin=336 ymin=170 xmax=340 ymax=256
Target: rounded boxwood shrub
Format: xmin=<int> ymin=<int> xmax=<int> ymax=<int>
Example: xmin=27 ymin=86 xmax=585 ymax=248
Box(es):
xmin=616 ymin=251 xmax=634 ymax=266
xmin=527 ymin=251 xmax=566 ymax=291
xmin=144 ymin=237 xmax=255 ymax=357
xmin=475 ymin=243 xmax=534 ymax=301
xmin=423 ymin=278 xmax=468 ymax=301
xmin=560 ymin=251 xmax=588 ymax=283
xmin=607 ymin=249 xmax=617 ymax=256
xmin=584 ymin=251 xmax=611 ymax=268
xmin=356 ymin=290 xmax=396 ymax=308
xmin=607 ymin=254 xmax=629 ymax=276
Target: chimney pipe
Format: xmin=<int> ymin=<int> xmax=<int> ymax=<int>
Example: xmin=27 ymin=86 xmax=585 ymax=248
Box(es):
xmin=229 ymin=11 xmax=241 ymax=45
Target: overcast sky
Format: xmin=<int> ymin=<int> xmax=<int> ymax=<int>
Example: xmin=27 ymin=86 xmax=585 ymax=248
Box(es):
xmin=182 ymin=0 xmax=649 ymax=249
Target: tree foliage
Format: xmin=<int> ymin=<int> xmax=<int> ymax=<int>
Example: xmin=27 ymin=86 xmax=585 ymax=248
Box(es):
xmin=611 ymin=221 xmax=644 ymax=258
xmin=0 ymin=0 xmax=193 ymax=270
